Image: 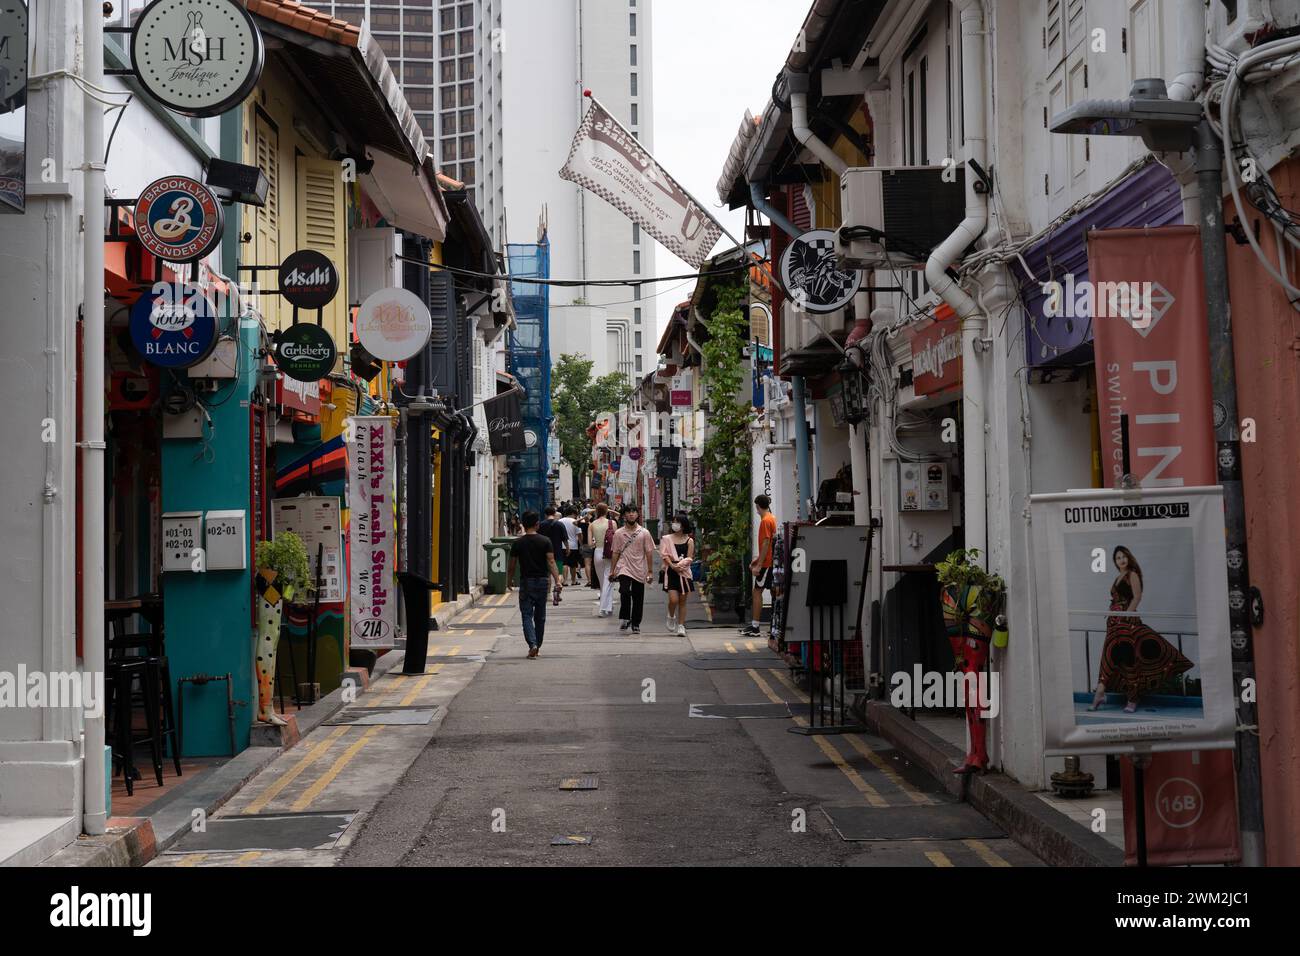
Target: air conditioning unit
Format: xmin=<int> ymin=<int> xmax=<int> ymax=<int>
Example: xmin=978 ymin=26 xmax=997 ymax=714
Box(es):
xmin=837 ymin=166 xmax=967 ymax=269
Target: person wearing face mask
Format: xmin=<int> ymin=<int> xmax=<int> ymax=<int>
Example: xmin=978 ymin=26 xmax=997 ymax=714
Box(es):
xmin=610 ymin=504 xmax=656 ymax=634
xmin=658 ymin=513 xmax=695 ymax=636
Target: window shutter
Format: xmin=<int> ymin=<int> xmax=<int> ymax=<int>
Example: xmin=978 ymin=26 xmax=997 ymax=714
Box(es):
xmin=253 ymin=114 xmax=281 ymax=328
xmin=296 ymin=155 xmax=348 ymax=361
xmin=1046 ymin=0 xmax=1064 ymax=67
xmin=427 ymin=270 xmax=457 ymax=393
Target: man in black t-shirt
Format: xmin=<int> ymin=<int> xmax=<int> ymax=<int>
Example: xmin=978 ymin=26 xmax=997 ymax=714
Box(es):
xmin=508 ymin=511 xmax=564 ymax=658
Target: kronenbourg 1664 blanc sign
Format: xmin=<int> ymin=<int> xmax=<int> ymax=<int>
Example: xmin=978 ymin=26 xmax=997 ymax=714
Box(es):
xmin=130 ymin=0 xmax=264 ymax=118
xmin=134 ymin=176 xmax=224 ymax=262
xmin=347 ymin=417 xmax=396 ymax=648
xmin=1029 ymin=485 xmax=1235 ymax=757
xmin=129 ymin=283 xmax=219 ymax=369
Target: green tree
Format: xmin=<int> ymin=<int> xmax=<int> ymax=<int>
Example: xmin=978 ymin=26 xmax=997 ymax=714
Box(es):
xmin=550 ymin=353 xmax=632 ymax=491
xmin=694 ymin=285 xmax=752 ymax=587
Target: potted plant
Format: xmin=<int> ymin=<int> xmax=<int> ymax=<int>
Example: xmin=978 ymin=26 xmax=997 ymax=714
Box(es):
xmin=934 ymin=547 xmax=1005 ymax=652
xmin=694 ymin=284 xmax=751 ymax=624
xmin=253 ymin=532 xmax=313 ymax=725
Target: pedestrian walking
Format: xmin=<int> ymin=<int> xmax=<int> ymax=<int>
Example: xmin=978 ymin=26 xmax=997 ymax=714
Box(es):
xmin=742 ymin=494 xmax=778 ymax=638
xmin=610 ymin=504 xmax=655 ymax=634
xmin=539 ymin=505 xmax=569 ymax=571
xmin=577 ymin=508 xmax=597 ymax=589
xmin=589 ymin=503 xmax=616 ymax=616
xmin=559 ymin=505 xmax=584 ymax=585
xmin=507 ymin=511 xmax=564 ymax=658
xmin=659 ymin=512 xmax=695 ymax=636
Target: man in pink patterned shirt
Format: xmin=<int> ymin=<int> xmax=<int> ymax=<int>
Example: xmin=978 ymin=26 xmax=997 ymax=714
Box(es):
xmin=610 ymin=504 xmax=656 ymax=634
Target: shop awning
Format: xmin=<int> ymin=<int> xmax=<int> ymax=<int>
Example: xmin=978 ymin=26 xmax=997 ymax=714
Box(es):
xmin=247 ymin=0 xmax=446 ymax=241
xmin=361 ymin=150 xmax=448 ymax=243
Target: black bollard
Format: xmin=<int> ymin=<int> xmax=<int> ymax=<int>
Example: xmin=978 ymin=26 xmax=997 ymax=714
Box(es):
xmin=397 ymin=571 xmax=440 ymax=675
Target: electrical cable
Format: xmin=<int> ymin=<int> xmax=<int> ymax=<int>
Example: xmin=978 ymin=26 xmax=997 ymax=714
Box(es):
xmin=103 ymin=96 xmax=133 ymax=164
xmin=398 ymin=253 xmax=761 ymax=289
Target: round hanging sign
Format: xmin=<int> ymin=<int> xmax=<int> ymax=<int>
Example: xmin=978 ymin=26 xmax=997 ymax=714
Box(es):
xmin=129 ymin=283 xmax=219 ymax=369
xmin=356 ymin=287 xmax=433 ymax=362
xmin=273 ymin=323 xmax=337 ymax=383
xmin=779 ymin=228 xmax=861 ymax=315
xmin=135 ymin=176 xmax=224 ymax=263
xmin=131 ymin=0 xmax=264 ymax=118
xmin=278 ymin=250 xmax=340 ymax=310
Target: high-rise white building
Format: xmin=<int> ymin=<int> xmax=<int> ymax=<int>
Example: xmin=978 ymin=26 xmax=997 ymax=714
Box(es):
xmin=325 ymin=0 xmax=506 ymax=245
xmin=501 ymin=0 xmax=655 ymax=384
xmin=322 ymin=0 xmax=653 ymax=381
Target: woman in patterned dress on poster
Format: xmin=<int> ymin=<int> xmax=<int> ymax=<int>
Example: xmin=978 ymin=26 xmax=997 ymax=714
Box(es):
xmin=1089 ymin=546 xmax=1194 ymax=713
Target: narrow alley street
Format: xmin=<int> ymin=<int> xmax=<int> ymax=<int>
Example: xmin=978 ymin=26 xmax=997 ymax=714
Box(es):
xmin=152 ymin=587 xmax=1040 ymax=868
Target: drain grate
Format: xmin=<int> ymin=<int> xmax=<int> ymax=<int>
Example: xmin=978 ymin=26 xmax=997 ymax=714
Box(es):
xmin=821 ymin=804 xmax=1002 ymax=842
xmin=324 ymin=706 xmax=439 ymax=726
xmin=166 ymin=811 xmax=357 ymax=853
xmin=559 ymin=775 xmax=599 ymax=791
xmin=689 ymin=703 xmax=793 ymax=719
xmin=550 ymin=834 xmax=593 ymax=846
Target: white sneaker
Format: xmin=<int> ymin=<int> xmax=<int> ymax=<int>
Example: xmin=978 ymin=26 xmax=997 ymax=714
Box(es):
xmin=676 ymin=624 xmax=687 ymax=637
xmin=666 ymin=615 xmax=675 ymax=633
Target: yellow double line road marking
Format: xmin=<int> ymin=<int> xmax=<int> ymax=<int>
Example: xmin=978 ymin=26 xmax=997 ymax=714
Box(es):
xmin=765 ymin=669 xmax=934 ymax=807
xmin=291 ymin=726 xmax=383 ymax=811
xmin=242 ymin=726 xmax=350 ymax=815
xmin=963 ymin=839 xmax=1012 ymax=867
xmin=745 ymin=669 xmax=888 ymax=808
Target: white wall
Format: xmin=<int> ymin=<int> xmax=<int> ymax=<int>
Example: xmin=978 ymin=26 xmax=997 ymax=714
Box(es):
xmin=501 ymin=0 xmax=655 ymax=377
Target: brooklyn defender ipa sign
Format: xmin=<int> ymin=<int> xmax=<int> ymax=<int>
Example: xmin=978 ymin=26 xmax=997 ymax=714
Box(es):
xmin=131 ymin=0 xmax=264 ymax=118
xmin=135 ymin=175 xmax=224 ymax=262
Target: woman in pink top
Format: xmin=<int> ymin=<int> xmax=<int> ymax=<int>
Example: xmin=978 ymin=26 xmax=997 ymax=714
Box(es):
xmin=659 ymin=512 xmax=695 ymax=636
xmin=610 ymin=504 xmax=656 ymax=634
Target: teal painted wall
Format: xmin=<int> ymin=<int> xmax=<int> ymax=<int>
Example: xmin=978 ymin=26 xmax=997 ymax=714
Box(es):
xmin=159 ymin=109 xmax=258 ymax=757
xmin=160 ymin=319 xmax=258 ymax=755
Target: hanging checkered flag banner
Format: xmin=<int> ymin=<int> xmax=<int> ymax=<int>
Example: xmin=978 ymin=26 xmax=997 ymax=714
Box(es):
xmin=560 ymin=96 xmax=723 ymax=270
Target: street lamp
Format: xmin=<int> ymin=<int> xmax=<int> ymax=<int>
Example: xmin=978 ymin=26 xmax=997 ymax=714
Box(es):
xmin=1049 ymin=77 xmax=1264 ymax=866
xmin=1049 ymin=78 xmax=1200 ymax=150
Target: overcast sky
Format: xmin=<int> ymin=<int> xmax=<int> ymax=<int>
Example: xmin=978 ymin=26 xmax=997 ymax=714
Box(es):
xmin=647 ymin=0 xmax=808 ymax=338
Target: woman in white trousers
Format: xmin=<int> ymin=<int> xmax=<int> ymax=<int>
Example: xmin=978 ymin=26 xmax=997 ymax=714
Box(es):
xmin=588 ymin=503 xmax=616 ymax=616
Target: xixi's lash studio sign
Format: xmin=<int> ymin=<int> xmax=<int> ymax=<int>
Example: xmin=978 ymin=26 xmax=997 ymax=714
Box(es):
xmin=130 ymin=0 xmax=264 ymax=118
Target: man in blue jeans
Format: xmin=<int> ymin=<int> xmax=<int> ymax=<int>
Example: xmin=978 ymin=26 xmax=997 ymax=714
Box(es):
xmin=507 ymin=511 xmax=564 ymax=658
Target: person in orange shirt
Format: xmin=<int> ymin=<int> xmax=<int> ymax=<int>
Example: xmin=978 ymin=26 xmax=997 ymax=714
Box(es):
xmin=742 ymin=495 xmax=777 ymax=638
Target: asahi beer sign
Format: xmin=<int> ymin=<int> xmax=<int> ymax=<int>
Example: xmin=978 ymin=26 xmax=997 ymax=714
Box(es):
xmin=273 ymin=323 xmax=336 ymax=383
xmin=129 ymin=283 xmax=219 ymax=369
xmin=131 ymin=0 xmax=264 ymax=118
xmin=278 ymin=250 xmax=339 ymax=310
xmin=135 ymin=175 xmax=224 ymax=262
xmin=779 ymin=229 xmax=861 ymax=314
xmin=560 ymin=97 xmax=722 ymax=269
xmin=348 ymin=417 xmax=396 ymax=648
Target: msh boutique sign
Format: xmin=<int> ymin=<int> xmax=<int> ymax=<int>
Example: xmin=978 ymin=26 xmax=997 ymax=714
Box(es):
xmin=130 ymin=0 xmax=264 ymax=118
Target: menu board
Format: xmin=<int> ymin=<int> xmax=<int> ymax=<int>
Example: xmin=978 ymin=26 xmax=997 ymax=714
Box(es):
xmin=272 ymin=496 xmax=344 ymax=602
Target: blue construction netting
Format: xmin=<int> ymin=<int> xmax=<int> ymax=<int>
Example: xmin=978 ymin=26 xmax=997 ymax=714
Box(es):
xmin=507 ymin=237 xmax=552 ymax=516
